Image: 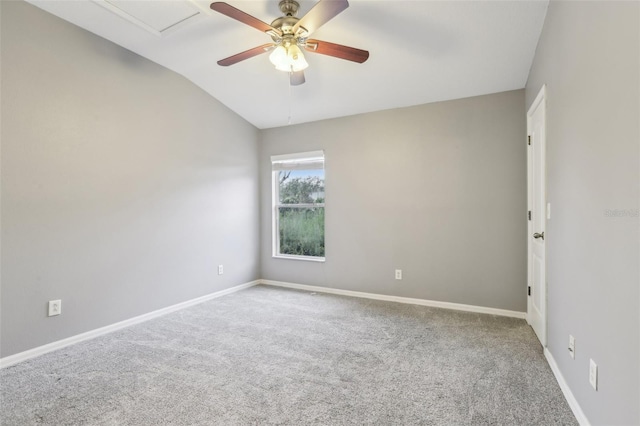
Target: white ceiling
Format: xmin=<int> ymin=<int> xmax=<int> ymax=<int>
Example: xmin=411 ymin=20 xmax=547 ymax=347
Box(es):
xmin=27 ymin=0 xmax=549 ymax=129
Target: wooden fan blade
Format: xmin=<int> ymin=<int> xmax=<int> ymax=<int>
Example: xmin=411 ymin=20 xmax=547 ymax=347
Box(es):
xmin=218 ymin=44 xmax=275 ymax=66
xmin=290 ymin=71 xmax=305 ymax=86
xmin=293 ymin=0 xmax=349 ymax=37
xmin=305 ymin=39 xmax=369 ymax=63
xmin=210 ymin=2 xmax=281 ymax=35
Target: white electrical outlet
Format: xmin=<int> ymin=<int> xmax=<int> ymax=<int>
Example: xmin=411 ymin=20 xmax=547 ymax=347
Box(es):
xmin=568 ymin=335 xmax=575 ymax=359
xmin=48 ymin=300 xmax=62 ymax=317
xmin=395 ymin=269 xmax=402 ymax=280
xmin=589 ymin=359 xmax=598 ymax=390
xmin=218 ymin=265 xmax=224 ymax=275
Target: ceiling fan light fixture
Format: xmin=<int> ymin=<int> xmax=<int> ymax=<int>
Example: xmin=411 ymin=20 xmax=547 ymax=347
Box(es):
xmin=269 ymin=45 xmax=288 ymax=69
xmin=288 ymin=44 xmax=309 ymax=71
xmin=269 ymin=44 xmax=308 ymax=72
xmin=211 ymin=0 xmax=369 ymax=84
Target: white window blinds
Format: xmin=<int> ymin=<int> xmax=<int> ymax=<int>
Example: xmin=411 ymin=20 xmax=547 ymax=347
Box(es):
xmin=271 ymin=151 xmax=324 ymax=171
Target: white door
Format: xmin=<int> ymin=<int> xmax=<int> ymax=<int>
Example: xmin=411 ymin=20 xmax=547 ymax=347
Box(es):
xmin=527 ymin=85 xmax=547 ymax=346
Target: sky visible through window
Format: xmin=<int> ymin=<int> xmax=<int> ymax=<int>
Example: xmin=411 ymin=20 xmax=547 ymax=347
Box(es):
xmin=288 ymin=170 xmax=324 ymax=179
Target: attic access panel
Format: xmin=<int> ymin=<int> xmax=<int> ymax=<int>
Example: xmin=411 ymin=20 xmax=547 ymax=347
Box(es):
xmin=95 ymin=0 xmax=201 ymax=36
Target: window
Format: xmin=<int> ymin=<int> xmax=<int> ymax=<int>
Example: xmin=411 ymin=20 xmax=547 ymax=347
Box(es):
xmin=271 ymin=151 xmax=325 ymax=261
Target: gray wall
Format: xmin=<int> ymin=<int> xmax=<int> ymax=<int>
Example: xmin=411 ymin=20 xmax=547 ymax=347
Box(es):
xmin=7 ymin=4 xmax=637 ymax=423
xmin=526 ymin=1 xmax=639 ymax=424
xmin=260 ymin=90 xmax=527 ymax=312
xmin=0 ymin=1 xmax=260 ymax=357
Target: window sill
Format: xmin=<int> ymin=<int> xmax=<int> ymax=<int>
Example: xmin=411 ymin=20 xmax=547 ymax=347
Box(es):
xmin=273 ymin=254 xmax=325 ymax=263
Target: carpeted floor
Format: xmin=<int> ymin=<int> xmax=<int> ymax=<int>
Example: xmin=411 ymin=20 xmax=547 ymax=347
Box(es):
xmin=1 ymin=285 xmax=577 ymax=425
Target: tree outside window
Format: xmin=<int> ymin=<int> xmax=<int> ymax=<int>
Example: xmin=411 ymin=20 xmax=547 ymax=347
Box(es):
xmin=272 ymin=152 xmax=325 ymax=260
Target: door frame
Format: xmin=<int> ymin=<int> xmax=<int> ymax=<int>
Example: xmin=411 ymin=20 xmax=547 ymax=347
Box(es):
xmin=527 ymin=84 xmax=547 ymax=346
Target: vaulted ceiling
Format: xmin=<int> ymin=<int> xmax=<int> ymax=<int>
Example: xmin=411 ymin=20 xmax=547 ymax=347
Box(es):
xmin=27 ymin=0 xmax=549 ymax=129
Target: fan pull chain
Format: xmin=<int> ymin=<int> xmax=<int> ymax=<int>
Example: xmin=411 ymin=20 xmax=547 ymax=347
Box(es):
xmin=287 ymin=72 xmax=293 ymax=125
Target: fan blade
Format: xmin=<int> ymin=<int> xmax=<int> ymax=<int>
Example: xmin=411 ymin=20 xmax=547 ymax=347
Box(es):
xmin=293 ymin=0 xmax=349 ymax=37
xmin=290 ymin=71 xmax=305 ymax=86
xmin=305 ymin=39 xmax=369 ymax=63
xmin=210 ymin=2 xmax=281 ymax=36
xmin=218 ymin=44 xmax=275 ymax=66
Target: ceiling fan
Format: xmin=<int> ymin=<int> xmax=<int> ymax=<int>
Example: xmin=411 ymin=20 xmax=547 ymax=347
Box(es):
xmin=210 ymin=0 xmax=369 ymax=86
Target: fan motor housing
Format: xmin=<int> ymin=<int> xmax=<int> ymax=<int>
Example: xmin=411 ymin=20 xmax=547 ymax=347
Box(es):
xmin=270 ymin=16 xmax=299 ymax=36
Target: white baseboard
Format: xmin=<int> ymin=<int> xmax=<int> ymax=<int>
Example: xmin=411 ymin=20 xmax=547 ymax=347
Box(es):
xmin=2 ymin=277 xmax=585 ymax=426
xmin=0 ymin=280 xmax=260 ymax=369
xmin=259 ymin=279 xmax=526 ymax=319
xmin=544 ymin=348 xmax=591 ymax=426
xmin=262 ymin=280 xmax=590 ymax=424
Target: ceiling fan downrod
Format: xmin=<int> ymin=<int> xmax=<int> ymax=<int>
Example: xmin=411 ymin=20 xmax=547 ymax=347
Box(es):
xmin=278 ymin=0 xmax=300 ymax=17
xmin=270 ymin=0 xmax=307 ymax=41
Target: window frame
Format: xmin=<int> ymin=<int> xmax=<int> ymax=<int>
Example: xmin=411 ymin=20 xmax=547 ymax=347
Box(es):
xmin=271 ymin=151 xmax=325 ymax=262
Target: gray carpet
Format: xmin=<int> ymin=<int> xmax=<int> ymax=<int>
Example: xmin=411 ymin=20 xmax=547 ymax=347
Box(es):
xmin=1 ymin=285 xmax=577 ymax=425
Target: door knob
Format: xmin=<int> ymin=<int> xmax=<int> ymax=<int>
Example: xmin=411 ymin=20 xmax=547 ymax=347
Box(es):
xmin=533 ymin=232 xmax=545 ymax=240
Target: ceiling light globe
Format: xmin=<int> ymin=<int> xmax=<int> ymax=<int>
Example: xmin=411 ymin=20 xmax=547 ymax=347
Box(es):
xmin=269 ymin=45 xmax=288 ymax=70
xmin=288 ymin=45 xmax=308 ymax=72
